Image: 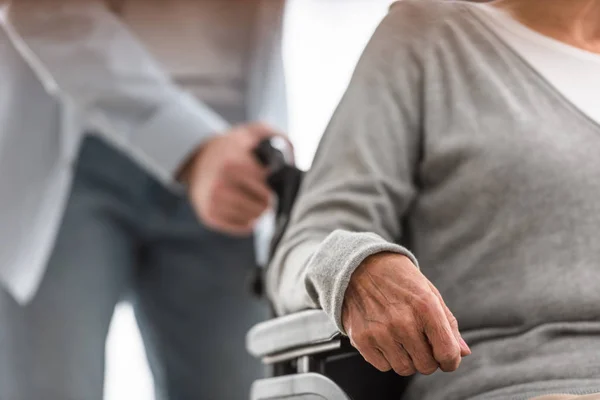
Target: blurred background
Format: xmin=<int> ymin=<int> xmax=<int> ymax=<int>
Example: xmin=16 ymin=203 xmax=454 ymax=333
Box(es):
xmin=104 ymin=1 xmax=394 ymax=399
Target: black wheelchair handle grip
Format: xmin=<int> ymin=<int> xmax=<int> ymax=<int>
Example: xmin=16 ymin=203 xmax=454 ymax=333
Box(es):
xmin=249 ymin=138 xmax=304 ymax=298
xmin=253 ymin=138 xmax=287 ymax=172
xmin=249 ymin=138 xmax=305 ymax=298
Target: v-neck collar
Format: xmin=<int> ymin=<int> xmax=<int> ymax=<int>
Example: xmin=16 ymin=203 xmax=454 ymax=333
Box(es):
xmin=461 ymin=2 xmax=600 ymax=133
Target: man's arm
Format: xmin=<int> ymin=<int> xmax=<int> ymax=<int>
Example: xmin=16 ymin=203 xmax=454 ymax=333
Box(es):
xmin=4 ymin=0 xmax=279 ymax=235
xmin=267 ymin=2 xmax=469 ymax=376
xmin=5 ymin=0 xmax=223 ymax=183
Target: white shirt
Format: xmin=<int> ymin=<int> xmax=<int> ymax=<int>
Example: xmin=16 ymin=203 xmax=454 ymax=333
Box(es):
xmin=0 ymin=1 xmax=285 ymax=304
xmin=472 ymin=3 xmax=600 ymax=125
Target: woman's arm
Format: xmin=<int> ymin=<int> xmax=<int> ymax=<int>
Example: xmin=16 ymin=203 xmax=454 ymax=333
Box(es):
xmin=267 ymin=2 xmax=470 ymax=376
xmin=267 ymin=4 xmax=424 ymax=326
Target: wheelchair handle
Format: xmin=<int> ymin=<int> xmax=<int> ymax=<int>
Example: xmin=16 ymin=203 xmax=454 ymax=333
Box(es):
xmin=254 ymin=138 xmax=291 ymax=175
xmin=251 ymin=138 xmax=304 ymax=298
xmin=253 ymin=137 xmax=298 ymax=199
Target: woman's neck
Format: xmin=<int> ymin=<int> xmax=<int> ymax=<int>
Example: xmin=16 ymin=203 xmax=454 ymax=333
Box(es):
xmin=491 ymin=0 xmax=600 ymax=53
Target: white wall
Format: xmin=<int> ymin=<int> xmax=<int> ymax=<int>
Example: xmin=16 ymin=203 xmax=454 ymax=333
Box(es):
xmin=284 ymin=0 xmax=393 ymax=169
xmin=104 ymin=2 xmax=393 ymax=399
xmin=105 ymin=305 xmax=154 ymax=400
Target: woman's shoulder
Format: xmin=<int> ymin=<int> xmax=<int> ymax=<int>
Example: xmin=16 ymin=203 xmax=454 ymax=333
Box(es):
xmin=388 ymin=0 xmax=474 ymax=20
xmin=385 ymin=0 xmax=478 ymax=38
xmin=374 ymin=0 xmax=485 ymax=58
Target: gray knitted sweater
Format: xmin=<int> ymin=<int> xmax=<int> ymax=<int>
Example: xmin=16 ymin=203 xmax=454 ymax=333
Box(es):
xmin=267 ymin=1 xmax=600 ymax=399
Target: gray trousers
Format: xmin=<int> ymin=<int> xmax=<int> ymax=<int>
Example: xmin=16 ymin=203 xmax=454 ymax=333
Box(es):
xmin=0 ymin=136 xmax=268 ymax=400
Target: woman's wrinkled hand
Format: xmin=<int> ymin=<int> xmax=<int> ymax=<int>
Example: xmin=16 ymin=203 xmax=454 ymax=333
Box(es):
xmin=342 ymin=252 xmax=471 ymax=376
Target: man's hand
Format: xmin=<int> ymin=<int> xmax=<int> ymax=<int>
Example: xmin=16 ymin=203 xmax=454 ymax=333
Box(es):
xmin=180 ymin=123 xmax=283 ymax=236
xmin=342 ymin=252 xmax=471 ymax=376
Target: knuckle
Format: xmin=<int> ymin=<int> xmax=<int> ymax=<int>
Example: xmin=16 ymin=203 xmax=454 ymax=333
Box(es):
xmin=411 ymin=348 xmax=439 ymax=374
xmin=372 ymin=361 xmax=392 ymax=373
xmin=390 ymin=313 xmax=414 ymax=331
xmin=410 ymin=294 xmax=437 ymax=316
xmin=352 ymin=331 xmax=372 ymax=347
xmin=394 ymin=365 xmax=416 ymax=377
xmin=440 ymin=357 xmax=461 ymax=372
xmin=222 ymin=160 xmax=240 ymax=175
xmin=211 ymin=178 xmax=228 ymax=194
xmin=393 ymin=357 xmax=416 ymax=376
xmin=417 ymin=363 xmax=438 ymax=376
xmin=447 ymin=313 xmax=459 ymax=329
xmin=437 ymin=346 xmax=461 ymax=364
xmin=370 ymin=325 xmax=390 ymax=340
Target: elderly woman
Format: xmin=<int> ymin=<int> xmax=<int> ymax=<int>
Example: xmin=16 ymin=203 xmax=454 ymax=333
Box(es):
xmin=267 ymin=0 xmax=600 ymax=399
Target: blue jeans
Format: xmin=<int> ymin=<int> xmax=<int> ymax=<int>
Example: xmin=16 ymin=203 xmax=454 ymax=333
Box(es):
xmin=0 ymin=136 xmax=268 ymax=400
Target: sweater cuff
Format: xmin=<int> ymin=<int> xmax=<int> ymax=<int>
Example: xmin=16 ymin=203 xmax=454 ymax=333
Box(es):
xmin=304 ymin=230 xmax=418 ymax=335
xmin=129 ymin=92 xmax=229 ymax=188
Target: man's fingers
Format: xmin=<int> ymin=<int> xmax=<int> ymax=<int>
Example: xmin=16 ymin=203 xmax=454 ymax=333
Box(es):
xmin=223 ymin=162 xmax=271 ymax=205
xmin=200 ymin=214 xmax=253 ymax=237
xmin=216 ymin=191 xmax=270 ymax=222
xmin=419 ymin=297 xmax=462 ymax=372
xmin=197 ymin=160 xmax=271 ymax=234
xmin=428 ymin=282 xmax=471 ymax=357
xmin=224 ymin=152 xmax=269 ymax=179
xmin=231 ymin=177 xmax=272 ymax=208
xmin=210 ymin=181 xmax=269 ymax=222
xmin=199 ymin=187 xmax=267 ymax=234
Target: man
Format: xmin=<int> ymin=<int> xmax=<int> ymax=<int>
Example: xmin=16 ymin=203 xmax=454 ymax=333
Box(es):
xmin=0 ymin=0 xmax=286 ymax=399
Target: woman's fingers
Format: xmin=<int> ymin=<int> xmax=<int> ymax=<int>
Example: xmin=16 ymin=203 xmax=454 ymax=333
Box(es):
xmin=342 ymin=253 xmax=470 ymax=377
xmin=377 ymin=332 xmax=417 ymax=376
xmin=428 ymin=282 xmax=471 ymax=357
xmin=350 ymin=333 xmax=392 ymax=372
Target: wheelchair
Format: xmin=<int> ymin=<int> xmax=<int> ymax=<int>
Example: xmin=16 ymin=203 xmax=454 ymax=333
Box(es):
xmin=248 ymin=140 xmax=411 ymax=400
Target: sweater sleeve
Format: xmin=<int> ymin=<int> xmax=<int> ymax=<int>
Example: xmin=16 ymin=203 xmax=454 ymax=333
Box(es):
xmin=267 ymin=2 xmax=428 ymax=334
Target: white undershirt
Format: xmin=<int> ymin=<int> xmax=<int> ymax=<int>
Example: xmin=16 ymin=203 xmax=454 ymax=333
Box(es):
xmin=472 ymin=4 xmax=600 ymax=125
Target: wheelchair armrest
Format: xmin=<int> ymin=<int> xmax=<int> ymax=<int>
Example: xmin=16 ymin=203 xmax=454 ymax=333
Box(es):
xmin=246 ymin=310 xmax=342 ymax=363
xmin=251 ymin=373 xmax=351 ymax=400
